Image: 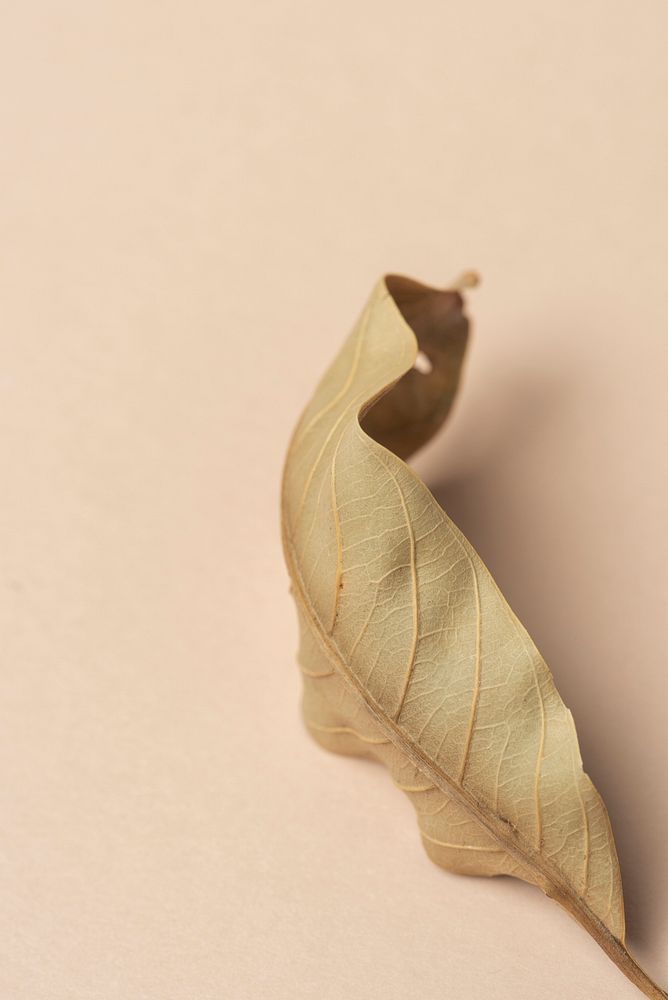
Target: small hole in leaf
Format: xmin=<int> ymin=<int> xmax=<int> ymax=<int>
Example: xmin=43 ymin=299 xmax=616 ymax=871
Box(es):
xmin=414 ymin=351 xmax=433 ymax=375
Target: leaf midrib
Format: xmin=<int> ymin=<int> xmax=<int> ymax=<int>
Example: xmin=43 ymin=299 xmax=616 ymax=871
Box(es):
xmin=281 ymin=495 xmax=667 ymax=999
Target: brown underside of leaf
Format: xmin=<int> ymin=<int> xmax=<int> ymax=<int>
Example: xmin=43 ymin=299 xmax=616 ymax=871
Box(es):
xmin=281 ymin=274 xmax=666 ymax=999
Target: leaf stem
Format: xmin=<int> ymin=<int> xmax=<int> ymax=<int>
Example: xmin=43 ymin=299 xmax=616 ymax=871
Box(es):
xmin=449 ymin=270 xmax=480 ymax=291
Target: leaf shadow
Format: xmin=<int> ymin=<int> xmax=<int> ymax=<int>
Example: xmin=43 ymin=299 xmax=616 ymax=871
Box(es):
xmin=418 ymin=361 xmax=663 ymax=953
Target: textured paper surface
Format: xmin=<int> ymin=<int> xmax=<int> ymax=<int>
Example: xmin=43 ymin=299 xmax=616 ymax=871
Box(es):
xmin=1 ymin=2 xmax=667 ymax=998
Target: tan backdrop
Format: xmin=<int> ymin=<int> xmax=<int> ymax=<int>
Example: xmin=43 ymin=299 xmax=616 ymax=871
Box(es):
xmin=1 ymin=2 xmax=667 ymax=998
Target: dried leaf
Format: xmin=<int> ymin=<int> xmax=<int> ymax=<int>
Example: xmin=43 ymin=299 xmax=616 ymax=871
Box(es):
xmin=281 ymin=274 xmax=665 ymax=999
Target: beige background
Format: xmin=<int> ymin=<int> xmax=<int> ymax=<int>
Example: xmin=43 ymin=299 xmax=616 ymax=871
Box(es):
xmin=1 ymin=2 xmax=667 ymax=998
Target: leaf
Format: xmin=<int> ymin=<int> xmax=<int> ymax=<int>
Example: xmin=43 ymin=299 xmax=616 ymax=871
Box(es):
xmin=281 ymin=273 xmax=666 ymax=999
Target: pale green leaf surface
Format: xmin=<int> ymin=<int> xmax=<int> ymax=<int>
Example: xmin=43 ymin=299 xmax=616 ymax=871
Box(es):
xmin=281 ymin=275 xmax=665 ymax=999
